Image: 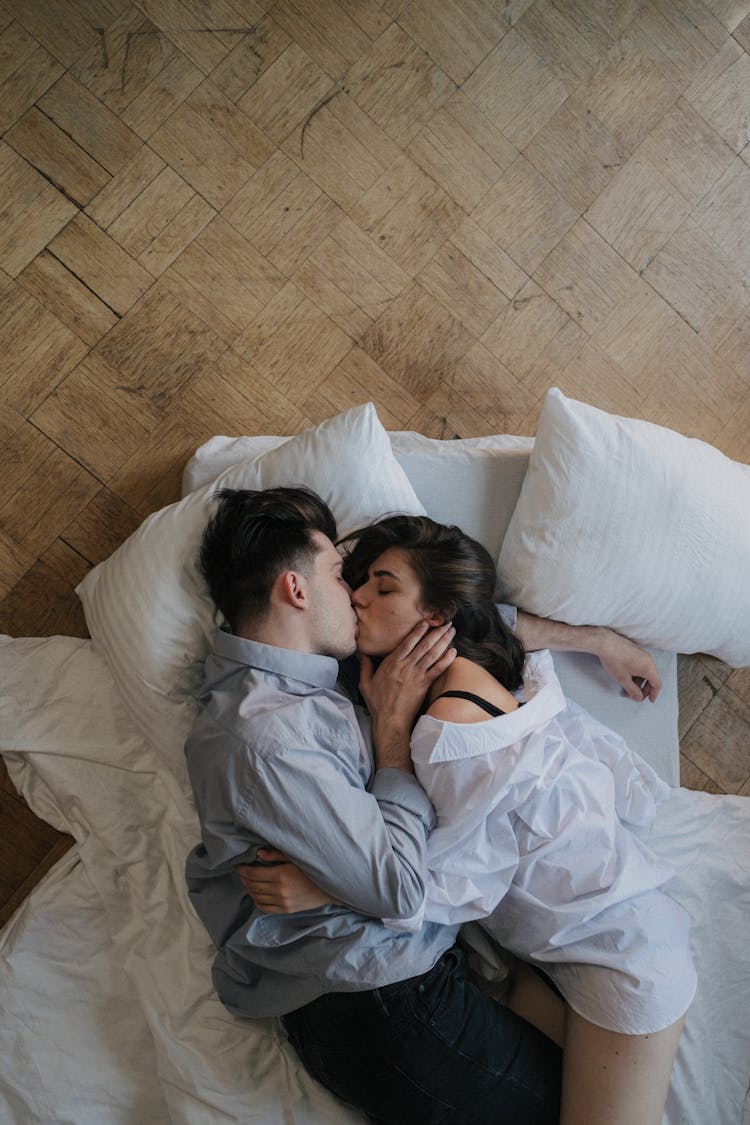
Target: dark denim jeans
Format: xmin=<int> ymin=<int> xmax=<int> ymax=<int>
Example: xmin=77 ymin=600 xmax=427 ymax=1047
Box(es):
xmin=282 ymin=947 xmax=561 ymax=1125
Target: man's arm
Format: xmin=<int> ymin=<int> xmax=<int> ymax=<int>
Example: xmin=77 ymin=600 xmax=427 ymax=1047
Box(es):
xmin=514 ymin=611 xmax=662 ymax=702
xmin=241 ymin=731 xmax=432 ymax=920
xmin=237 ymin=622 xmax=456 ymax=916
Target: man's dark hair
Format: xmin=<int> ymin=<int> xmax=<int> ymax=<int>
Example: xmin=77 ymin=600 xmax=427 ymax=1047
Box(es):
xmin=200 ymin=486 xmax=337 ymax=632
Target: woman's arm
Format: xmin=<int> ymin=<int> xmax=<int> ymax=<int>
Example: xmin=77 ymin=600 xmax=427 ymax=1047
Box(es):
xmin=514 ymin=611 xmax=662 ymax=702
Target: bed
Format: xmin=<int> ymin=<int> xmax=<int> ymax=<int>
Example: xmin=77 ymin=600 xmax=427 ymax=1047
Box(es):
xmin=1 ymin=391 xmax=749 ymax=1125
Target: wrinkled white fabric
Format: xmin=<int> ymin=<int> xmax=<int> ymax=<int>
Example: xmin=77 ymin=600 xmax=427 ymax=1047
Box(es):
xmin=410 ymin=651 xmax=696 ymax=1033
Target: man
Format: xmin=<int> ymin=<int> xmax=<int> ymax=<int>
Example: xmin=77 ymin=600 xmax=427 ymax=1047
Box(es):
xmin=185 ymin=486 xmax=661 ymax=1125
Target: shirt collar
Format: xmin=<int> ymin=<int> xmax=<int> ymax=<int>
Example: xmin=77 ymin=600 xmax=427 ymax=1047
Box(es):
xmin=212 ymin=628 xmax=340 ymax=690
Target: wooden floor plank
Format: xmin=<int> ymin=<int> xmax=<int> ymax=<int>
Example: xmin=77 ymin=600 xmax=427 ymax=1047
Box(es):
xmin=396 ymin=0 xmax=509 ymax=85
xmin=0 ymin=142 xmax=78 ymax=276
xmin=17 ymin=249 xmax=119 ymax=345
xmin=0 ymin=282 xmax=88 ymax=413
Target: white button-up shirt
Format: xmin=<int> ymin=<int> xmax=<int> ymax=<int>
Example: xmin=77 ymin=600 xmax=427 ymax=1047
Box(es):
xmin=409 ymin=650 xmax=697 ymax=1034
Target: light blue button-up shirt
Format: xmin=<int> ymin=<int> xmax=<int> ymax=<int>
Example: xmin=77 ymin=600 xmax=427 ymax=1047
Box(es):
xmin=185 ymin=630 xmax=458 ymax=1018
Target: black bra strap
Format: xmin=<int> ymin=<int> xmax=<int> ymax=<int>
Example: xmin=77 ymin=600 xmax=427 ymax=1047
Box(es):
xmin=431 ymin=690 xmax=506 ymax=717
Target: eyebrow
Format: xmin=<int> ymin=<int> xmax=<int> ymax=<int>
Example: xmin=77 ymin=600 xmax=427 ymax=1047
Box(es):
xmin=372 ymin=568 xmax=401 ymax=581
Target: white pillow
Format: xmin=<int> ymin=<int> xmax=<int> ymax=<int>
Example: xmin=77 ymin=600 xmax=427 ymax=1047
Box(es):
xmin=388 ymin=432 xmax=533 ymax=564
xmin=497 ymin=388 xmax=750 ymax=666
xmin=184 ymin=431 xmax=535 ymax=565
xmin=182 ymin=435 xmax=290 ymax=494
xmin=77 ymin=404 xmax=425 ymax=766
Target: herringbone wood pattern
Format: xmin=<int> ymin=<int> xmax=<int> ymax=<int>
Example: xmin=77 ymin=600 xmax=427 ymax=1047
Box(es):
xmin=2 ymin=0 xmax=750 ymax=926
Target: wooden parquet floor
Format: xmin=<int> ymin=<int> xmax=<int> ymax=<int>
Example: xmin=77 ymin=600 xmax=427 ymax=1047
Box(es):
xmin=1 ymin=0 xmax=750 ymax=927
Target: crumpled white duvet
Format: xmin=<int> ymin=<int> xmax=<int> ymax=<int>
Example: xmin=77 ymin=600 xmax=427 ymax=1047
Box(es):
xmin=1 ymin=634 xmax=749 ymax=1125
xmin=0 ymin=636 xmax=360 ymax=1125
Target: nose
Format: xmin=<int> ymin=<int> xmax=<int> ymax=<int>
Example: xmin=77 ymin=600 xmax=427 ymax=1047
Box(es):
xmin=350 ymin=583 xmax=367 ymax=608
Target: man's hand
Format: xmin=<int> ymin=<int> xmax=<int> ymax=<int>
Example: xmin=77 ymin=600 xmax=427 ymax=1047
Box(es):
xmin=359 ymin=621 xmax=456 ymax=771
xmin=236 ymin=848 xmax=339 ymax=914
xmin=594 ymin=628 xmax=662 ymax=702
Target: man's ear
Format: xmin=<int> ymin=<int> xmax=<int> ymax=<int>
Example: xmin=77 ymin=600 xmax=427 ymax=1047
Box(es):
xmin=276 ymin=570 xmax=308 ymax=609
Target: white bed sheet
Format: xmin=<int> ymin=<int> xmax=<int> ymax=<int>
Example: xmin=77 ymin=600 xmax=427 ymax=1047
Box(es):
xmin=0 ymin=846 xmax=169 ymax=1125
xmin=1 ymin=636 xmax=749 ymax=1125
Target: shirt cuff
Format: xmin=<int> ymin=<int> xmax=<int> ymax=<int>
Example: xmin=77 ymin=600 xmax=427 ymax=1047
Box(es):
xmin=370 ymin=768 xmax=436 ymax=831
xmin=495 ymin=602 xmax=518 ymax=633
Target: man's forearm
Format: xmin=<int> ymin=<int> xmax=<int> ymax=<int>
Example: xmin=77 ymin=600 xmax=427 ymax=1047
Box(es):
xmin=514 ymin=610 xmax=662 ymax=702
xmin=515 ymin=611 xmax=607 ymax=656
xmin=371 ymin=718 xmax=415 ymax=774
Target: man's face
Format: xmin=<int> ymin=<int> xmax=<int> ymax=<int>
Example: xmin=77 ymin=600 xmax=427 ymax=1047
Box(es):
xmin=306 ymin=532 xmax=358 ymax=660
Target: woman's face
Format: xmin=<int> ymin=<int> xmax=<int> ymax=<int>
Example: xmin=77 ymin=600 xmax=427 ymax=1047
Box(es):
xmin=351 ymin=547 xmax=440 ymax=656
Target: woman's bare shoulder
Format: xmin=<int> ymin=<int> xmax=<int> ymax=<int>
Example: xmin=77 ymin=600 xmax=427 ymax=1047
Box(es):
xmin=426 ymin=657 xmax=520 ymax=724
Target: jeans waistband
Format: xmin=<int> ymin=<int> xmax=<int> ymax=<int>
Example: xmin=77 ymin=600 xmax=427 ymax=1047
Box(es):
xmin=377 ymin=945 xmax=462 ymax=997
xmin=283 ymin=946 xmax=462 ymax=1023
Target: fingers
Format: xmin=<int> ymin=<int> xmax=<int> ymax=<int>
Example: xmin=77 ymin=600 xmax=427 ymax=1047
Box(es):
xmin=395 ymin=621 xmax=455 ymax=666
xmin=633 ymin=658 xmax=662 ymax=703
xmin=624 ymin=673 xmax=661 ymax=703
xmin=431 ymin=645 xmax=458 ymax=677
xmin=415 ymin=623 xmax=456 ymax=667
xmin=235 ymin=866 xmax=278 ymax=889
xmin=622 ymin=676 xmax=645 ymax=701
xmin=235 ymin=865 xmax=289 ymax=911
xmin=235 ymin=852 xmax=289 ymax=898
xmin=640 ymin=678 xmax=660 ymax=703
xmin=391 ymin=619 xmax=431 ymax=657
xmin=646 ymin=667 xmax=662 ymax=701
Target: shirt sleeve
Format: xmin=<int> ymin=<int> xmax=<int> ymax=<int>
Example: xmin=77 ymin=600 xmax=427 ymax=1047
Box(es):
xmin=495 ymin=602 xmax=518 ymax=633
xmin=239 ymin=741 xmax=435 ymax=921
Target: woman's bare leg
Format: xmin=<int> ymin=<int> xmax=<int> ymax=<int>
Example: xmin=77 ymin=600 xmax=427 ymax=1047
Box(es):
xmin=506 ymin=962 xmax=566 ymax=1047
xmin=559 ymin=1009 xmax=685 ymax=1125
xmin=507 ymin=964 xmax=685 ymax=1125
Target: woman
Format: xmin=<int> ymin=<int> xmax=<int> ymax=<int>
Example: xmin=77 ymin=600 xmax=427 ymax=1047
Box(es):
xmin=339 ymin=514 xmax=695 ymax=1125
